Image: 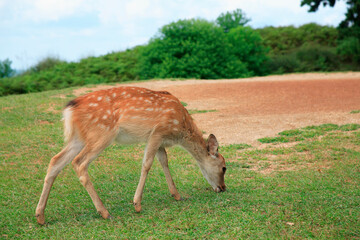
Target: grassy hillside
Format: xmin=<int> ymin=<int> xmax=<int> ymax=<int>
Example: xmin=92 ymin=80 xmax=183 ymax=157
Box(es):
xmin=1 ymin=86 xmax=359 ymax=238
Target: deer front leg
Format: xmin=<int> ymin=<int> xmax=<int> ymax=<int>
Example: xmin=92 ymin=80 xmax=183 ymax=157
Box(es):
xmin=36 ymin=141 xmax=83 ymax=225
xmin=133 ymin=135 xmax=162 ymax=212
xmin=156 ymin=147 xmax=181 ymax=201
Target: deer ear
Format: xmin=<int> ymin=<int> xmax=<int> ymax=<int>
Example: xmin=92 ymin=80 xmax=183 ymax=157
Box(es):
xmin=207 ymin=134 xmax=219 ymax=156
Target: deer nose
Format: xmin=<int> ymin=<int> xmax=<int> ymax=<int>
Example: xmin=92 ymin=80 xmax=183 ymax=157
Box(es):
xmin=217 ymin=185 xmax=226 ymax=192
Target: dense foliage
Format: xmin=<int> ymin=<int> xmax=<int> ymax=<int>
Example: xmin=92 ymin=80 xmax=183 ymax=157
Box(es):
xmin=138 ymin=19 xmax=262 ymax=79
xmin=0 ymin=48 xmax=140 ymax=96
xmin=1 ymin=9 xmax=359 ymax=96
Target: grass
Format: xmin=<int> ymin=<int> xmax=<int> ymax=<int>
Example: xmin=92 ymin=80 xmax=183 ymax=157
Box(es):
xmin=258 ymin=123 xmax=360 ymax=143
xmin=1 ymin=88 xmax=360 ymax=239
xmin=188 ymin=109 xmax=217 ymax=115
xmin=181 ymin=101 xmax=217 ymax=115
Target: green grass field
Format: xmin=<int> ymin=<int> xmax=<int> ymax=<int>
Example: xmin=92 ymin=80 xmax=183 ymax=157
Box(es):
xmin=1 ymin=87 xmax=359 ymax=239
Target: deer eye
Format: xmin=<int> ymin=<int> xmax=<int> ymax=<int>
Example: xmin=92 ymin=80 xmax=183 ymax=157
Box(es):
xmin=222 ymin=167 xmax=227 ymax=173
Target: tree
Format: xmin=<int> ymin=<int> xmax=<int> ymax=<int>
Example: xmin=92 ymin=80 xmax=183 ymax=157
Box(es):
xmin=301 ymin=0 xmax=360 ymax=28
xmin=139 ymin=19 xmax=249 ymax=79
xmin=0 ymin=59 xmax=15 ymax=78
xmin=216 ymin=9 xmax=251 ymax=33
xmin=227 ymin=27 xmax=269 ymax=75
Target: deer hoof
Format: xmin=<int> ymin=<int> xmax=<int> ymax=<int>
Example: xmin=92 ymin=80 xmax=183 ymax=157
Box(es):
xmin=36 ymin=214 xmax=45 ymax=225
xmin=134 ymin=202 xmax=142 ymax=213
xmin=98 ymin=210 xmax=111 ymax=220
xmin=173 ymin=194 xmax=182 ymax=201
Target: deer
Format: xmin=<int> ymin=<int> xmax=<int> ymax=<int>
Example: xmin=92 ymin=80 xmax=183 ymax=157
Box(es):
xmin=35 ymin=86 xmax=226 ymax=225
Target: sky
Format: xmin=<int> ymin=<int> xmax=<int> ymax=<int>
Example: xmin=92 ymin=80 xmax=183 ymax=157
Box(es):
xmin=0 ymin=0 xmax=347 ymax=70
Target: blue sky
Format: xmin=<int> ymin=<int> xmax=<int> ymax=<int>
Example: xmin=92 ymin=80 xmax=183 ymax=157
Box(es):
xmin=0 ymin=0 xmax=347 ymax=70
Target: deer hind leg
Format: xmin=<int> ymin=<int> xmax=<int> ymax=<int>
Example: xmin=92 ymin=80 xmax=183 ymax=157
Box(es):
xmin=133 ymin=134 xmax=163 ymax=212
xmin=36 ymin=139 xmax=84 ymax=225
xmin=71 ymin=141 xmax=113 ymax=220
xmin=156 ymin=147 xmax=181 ymax=201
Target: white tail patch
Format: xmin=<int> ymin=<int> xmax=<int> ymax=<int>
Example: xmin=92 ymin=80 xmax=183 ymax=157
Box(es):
xmin=63 ymin=107 xmax=73 ymax=142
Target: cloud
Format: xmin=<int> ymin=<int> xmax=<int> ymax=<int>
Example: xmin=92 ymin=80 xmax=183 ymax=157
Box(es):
xmin=0 ymin=0 xmax=348 ymax=69
xmin=0 ymin=0 xmax=87 ymax=23
xmin=25 ymin=0 xmax=86 ymax=22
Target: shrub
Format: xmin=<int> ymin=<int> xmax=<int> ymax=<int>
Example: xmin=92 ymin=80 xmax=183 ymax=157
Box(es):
xmin=295 ymin=43 xmax=339 ymax=71
xmin=257 ymin=23 xmax=338 ymax=55
xmin=265 ymin=54 xmax=301 ymax=74
xmin=30 ymin=56 xmax=64 ymax=73
xmin=139 ymin=19 xmax=248 ymax=79
xmin=266 ymin=43 xmax=339 ymax=73
xmin=227 ymin=26 xmax=269 ymax=75
xmin=139 ymin=19 xmax=268 ymax=79
xmin=337 ymin=37 xmax=360 ymax=64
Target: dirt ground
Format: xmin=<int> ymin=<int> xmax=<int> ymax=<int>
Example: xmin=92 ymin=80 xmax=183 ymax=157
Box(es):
xmin=74 ymin=72 xmax=360 ymax=146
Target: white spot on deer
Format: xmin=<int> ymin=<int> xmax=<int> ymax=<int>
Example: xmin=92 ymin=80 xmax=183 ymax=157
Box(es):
xmin=146 ymin=108 xmax=154 ymax=111
xmin=102 ymin=115 xmax=108 ymax=120
xmin=173 ymin=128 xmax=179 ymax=131
xmin=121 ymin=91 xmax=126 ymax=95
xmin=105 ymin=96 xmax=111 ymax=102
xmin=97 ymin=97 xmax=102 ymax=101
xmin=92 ymin=118 xmax=98 ymax=123
xmin=98 ymin=124 xmax=105 ymax=129
xmin=173 ymin=119 xmax=179 ymax=125
xmin=106 ymin=110 xmax=111 ymax=114
xmin=145 ymin=100 xmax=151 ymax=104
xmin=139 ymin=97 xmax=143 ymax=100
xmin=89 ymin=103 xmax=98 ymax=107
xmin=132 ymin=97 xmax=137 ymax=100
xmin=112 ymin=93 xmax=117 ymax=98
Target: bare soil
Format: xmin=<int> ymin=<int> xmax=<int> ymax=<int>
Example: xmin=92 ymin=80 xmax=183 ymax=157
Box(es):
xmin=73 ymin=72 xmax=360 ymax=146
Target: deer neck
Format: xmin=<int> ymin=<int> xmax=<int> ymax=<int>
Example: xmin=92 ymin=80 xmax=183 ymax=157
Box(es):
xmin=181 ymin=129 xmax=208 ymax=163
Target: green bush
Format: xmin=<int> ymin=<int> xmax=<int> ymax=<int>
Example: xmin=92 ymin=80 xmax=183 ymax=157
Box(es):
xmin=227 ymin=27 xmax=269 ymax=76
xmin=30 ymin=57 xmax=64 ymax=73
xmin=295 ymin=43 xmax=339 ymax=71
xmin=266 ymin=43 xmax=339 ymax=73
xmin=139 ymin=19 xmax=244 ymax=79
xmin=265 ymin=54 xmax=301 ymax=74
xmin=337 ymin=37 xmax=360 ymax=65
xmin=139 ymin=19 xmax=267 ymax=79
xmin=257 ymin=23 xmax=338 ymax=55
xmin=0 ymin=49 xmax=141 ymax=96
